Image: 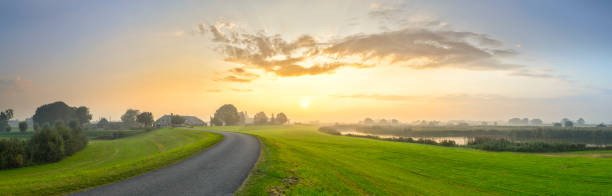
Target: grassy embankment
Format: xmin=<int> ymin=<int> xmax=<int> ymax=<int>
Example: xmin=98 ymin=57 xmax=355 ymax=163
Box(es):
xmin=0 ymin=128 xmax=223 ymax=195
xmin=211 ymin=125 xmax=612 ymax=195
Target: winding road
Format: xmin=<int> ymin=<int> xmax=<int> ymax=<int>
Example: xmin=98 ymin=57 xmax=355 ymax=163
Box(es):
xmin=73 ymin=129 xmax=260 ymax=196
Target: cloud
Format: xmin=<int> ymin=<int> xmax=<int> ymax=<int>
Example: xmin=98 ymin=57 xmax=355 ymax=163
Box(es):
xmin=509 ymin=69 xmax=568 ymax=81
xmin=230 ymin=88 xmax=253 ymax=92
xmin=0 ymin=77 xmax=31 ymax=96
xmin=206 ymin=88 xmax=253 ymax=93
xmin=333 ymin=93 xmax=510 ymax=102
xmin=200 ymin=16 xmax=560 ymax=82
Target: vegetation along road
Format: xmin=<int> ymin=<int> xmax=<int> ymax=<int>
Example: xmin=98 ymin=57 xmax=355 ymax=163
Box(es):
xmin=0 ymin=128 xmax=222 ymax=195
xmin=74 ymin=129 xmax=260 ymax=196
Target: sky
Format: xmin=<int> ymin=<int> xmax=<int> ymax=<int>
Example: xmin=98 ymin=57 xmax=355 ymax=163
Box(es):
xmin=1 ymin=0 xmax=612 ymax=124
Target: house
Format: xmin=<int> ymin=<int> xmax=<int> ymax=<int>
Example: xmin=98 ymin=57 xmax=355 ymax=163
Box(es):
xmin=154 ymin=115 xmax=206 ymax=127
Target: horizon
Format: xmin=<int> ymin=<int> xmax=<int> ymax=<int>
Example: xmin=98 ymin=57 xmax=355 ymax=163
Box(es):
xmin=2 ymin=0 xmax=612 ymax=123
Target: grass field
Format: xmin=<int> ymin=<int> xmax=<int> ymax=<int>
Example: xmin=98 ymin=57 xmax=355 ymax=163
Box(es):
xmin=211 ymin=125 xmax=612 ymax=195
xmin=0 ymin=128 xmax=223 ymax=195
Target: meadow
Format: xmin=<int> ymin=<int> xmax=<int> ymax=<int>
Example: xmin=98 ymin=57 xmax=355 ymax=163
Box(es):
xmin=0 ymin=128 xmax=222 ymax=195
xmin=211 ymin=125 xmax=612 ymax=195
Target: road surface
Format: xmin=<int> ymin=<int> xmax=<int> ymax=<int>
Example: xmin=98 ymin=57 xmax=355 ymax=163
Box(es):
xmin=73 ymin=128 xmax=260 ymax=196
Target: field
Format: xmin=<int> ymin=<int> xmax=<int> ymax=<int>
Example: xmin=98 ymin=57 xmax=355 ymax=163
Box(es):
xmin=0 ymin=129 xmax=146 ymax=140
xmin=0 ymin=128 xmax=223 ymax=195
xmin=211 ymin=125 xmax=612 ymax=195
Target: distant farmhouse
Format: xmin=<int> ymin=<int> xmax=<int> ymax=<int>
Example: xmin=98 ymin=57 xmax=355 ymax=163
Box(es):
xmin=154 ymin=115 xmax=206 ymax=127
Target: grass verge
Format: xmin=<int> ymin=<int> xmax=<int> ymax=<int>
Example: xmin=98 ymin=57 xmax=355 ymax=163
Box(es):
xmin=211 ymin=125 xmax=612 ymax=196
xmin=0 ymin=128 xmax=223 ymax=195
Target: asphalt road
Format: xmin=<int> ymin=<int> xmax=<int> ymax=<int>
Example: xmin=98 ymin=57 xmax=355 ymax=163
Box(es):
xmin=73 ymin=128 xmax=260 ymax=196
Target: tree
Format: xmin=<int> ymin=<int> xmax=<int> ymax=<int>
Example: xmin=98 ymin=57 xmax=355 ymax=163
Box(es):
xmin=597 ymin=123 xmax=607 ymax=128
xmin=32 ymin=102 xmax=78 ymax=126
xmin=561 ymin=118 xmax=574 ymax=127
xmin=553 ymin=122 xmax=562 ymax=127
xmin=391 ymin=119 xmax=399 ymax=124
xmin=0 ymin=109 xmax=14 ymax=132
xmin=213 ymin=104 xmax=240 ymax=126
xmin=121 ymin=109 xmax=140 ymax=126
xmin=379 ymin=119 xmax=388 ymax=124
xmin=137 ymin=112 xmax=154 ymax=128
xmin=576 ymin=118 xmax=585 ymax=126
xmin=170 ymin=114 xmax=186 ymax=126
xmin=238 ymin=111 xmax=247 ymax=125
xmin=508 ymin=118 xmax=520 ymax=125
xmin=18 ymin=121 xmax=27 ymax=132
xmin=530 ymin=119 xmax=543 ymax=125
xmin=75 ymin=106 xmax=92 ymax=124
xmin=276 ymin=113 xmax=288 ymax=125
xmin=562 ymin=118 xmax=574 ymax=127
xmin=210 ymin=116 xmax=223 ymax=126
xmin=521 ymin=118 xmax=529 ymax=125
xmin=97 ymin=118 xmax=109 ymax=129
xmin=253 ymin=112 xmax=268 ymax=125
xmin=363 ymin=118 xmax=374 ymax=124
xmin=269 ymin=113 xmax=276 ymax=125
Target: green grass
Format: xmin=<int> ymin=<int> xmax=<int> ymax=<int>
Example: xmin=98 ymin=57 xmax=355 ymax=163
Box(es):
xmin=0 ymin=128 xmax=34 ymax=139
xmin=210 ymin=125 xmax=612 ymax=195
xmin=0 ymin=128 xmax=223 ymax=195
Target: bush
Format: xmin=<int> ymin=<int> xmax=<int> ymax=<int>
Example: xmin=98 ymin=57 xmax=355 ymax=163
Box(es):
xmin=0 ymin=121 xmax=89 ymax=170
xmin=0 ymin=138 xmax=26 ymax=169
xmin=318 ymin=127 xmax=341 ymax=135
xmin=19 ymin=121 xmax=27 ymax=132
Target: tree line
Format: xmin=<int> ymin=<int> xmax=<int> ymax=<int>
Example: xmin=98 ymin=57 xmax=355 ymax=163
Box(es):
xmin=1 ymin=119 xmax=88 ymax=169
xmin=209 ymin=104 xmax=289 ymax=126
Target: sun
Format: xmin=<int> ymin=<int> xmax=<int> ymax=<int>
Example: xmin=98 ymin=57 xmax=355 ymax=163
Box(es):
xmin=300 ymin=100 xmax=309 ymax=108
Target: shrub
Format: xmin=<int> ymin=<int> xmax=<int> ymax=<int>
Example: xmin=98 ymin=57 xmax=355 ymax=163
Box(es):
xmin=19 ymin=121 xmax=28 ymax=132
xmin=318 ymin=127 xmax=341 ymax=135
xmin=0 ymin=138 xmax=26 ymax=169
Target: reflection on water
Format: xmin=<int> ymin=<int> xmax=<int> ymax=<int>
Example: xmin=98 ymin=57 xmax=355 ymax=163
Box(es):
xmin=339 ymin=131 xmax=612 ymax=146
xmin=340 ymin=131 xmax=473 ymax=145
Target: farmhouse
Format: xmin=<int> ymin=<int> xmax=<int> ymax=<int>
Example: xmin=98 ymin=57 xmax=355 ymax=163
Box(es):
xmin=154 ymin=115 xmax=206 ymax=127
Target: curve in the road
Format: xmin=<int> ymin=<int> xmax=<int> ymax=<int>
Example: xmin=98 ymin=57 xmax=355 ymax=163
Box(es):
xmin=73 ymin=129 xmax=260 ymax=196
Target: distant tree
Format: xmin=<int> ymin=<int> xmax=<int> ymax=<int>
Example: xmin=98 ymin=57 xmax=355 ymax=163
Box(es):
xmin=18 ymin=121 xmax=27 ymax=132
xmin=576 ymin=118 xmax=585 ymax=126
xmin=561 ymin=118 xmax=574 ymax=127
xmin=508 ymin=118 xmax=521 ymax=125
xmin=170 ymin=114 xmax=186 ymax=126
xmin=379 ymin=119 xmax=388 ymax=124
xmin=276 ymin=113 xmax=289 ymax=125
xmin=0 ymin=109 xmax=14 ymax=132
xmin=121 ymin=109 xmax=140 ymax=126
xmin=561 ymin=118 xmax=573 ymax=127
xmin=391 ymin=119 xmax=399 ymax=124
xmin=253 ymin=112 xmax=268 ymax=125
xmin=32 ymin=102 xmax=80 ymax=126
xmin=553 ymin=122 xmax=562 ymax=127
xmin=597 ymin=123 xmax=607 ymax=128
xmin=530 ymin=118 xmax=543 ymax=125
xmin=238 ymin=111 xmax=247 ymax=125
xmin=74 ymin=106 xmax=92 ymax=124
xmin=521 ymin=118 xmax=529 ymax=125
xmin=428 ymin=121 xmax=440 ymax=126
xmin=269 ymin=113 xmax=276 ymax=125
xmin=363 ymin=118 xmax=374 ymax=125
xmin=137 ymin=112 xmax=154 ymax=128
xmin=481 ymin=122 xmax=488 ymax=126
xmin=97 ymin=118 xmax=109 ymax=129
xmin=213 ymin=104 xmax=240 ymax=126
xmin=210 ymin=116 xmax=223 ymax=126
